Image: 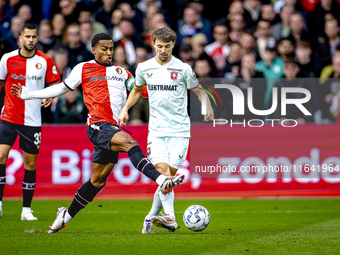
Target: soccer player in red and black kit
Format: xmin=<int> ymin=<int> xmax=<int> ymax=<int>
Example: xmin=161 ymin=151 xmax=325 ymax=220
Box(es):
xmin=11 ymin=33 xmax=184 ymax=233
xmin=0 ymin=23 xmax=60 ymax=220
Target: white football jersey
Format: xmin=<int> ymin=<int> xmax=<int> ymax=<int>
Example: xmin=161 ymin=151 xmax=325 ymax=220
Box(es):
xmin=135 ymin=56 xmax=199 ymax=137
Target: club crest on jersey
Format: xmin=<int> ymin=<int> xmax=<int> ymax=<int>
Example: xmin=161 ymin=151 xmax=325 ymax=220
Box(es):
xmin=116 ymin=67 xmax=122 ymax=74
xmin=35 ymin=63 xmax=42 ymax=70
xmin=171 ymin=71 xmax=178 ymax=80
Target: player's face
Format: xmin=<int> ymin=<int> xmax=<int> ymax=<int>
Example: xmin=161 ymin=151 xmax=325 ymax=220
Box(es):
xmin=93 ymin=40 xmax=114 ymax=65
xmin=154 ymin=39 xmax=175 ymax=63
xmin=20 ymin=28 xmax=38 ymax=52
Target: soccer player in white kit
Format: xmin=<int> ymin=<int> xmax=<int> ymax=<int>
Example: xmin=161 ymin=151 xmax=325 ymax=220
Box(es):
xmin=119 ymin=27 xmax=214 ymax=233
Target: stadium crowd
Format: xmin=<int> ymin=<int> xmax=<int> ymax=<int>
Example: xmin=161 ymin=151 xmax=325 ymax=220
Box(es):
xmin=1 ymin=0 xmax=340 ymax=124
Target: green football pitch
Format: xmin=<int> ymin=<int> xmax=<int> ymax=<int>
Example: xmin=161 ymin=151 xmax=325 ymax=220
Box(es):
xmin=1 ymin=199 xmax=340 ymax=255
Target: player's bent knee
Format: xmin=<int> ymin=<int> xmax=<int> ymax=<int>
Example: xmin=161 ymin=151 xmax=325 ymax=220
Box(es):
xmin=0 ymin=154 xmax=8 ymax=164
xmin=90 ymin=175 xmax=107 ymax=189
xmin=24 ymin=163 xmax=37 ymax=171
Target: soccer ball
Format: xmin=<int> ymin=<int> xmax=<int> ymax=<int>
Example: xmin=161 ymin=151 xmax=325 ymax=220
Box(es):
xmin=183 ymin=205 xmax=210 ymax=232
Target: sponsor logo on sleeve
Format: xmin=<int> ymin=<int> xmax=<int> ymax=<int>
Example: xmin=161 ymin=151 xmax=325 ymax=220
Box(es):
xmin=52 ymin=65 xmax=57 ymax=74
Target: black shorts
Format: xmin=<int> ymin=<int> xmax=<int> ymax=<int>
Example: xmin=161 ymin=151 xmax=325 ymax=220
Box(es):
xmin=87 ymin=122 xmax=121 ymax=165
xmin=0 ymin=120 xmax=41 ymax=154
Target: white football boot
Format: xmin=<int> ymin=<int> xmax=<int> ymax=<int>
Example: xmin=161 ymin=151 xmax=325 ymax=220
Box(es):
xmin=47 ymin=207 xmax=67 ymax=233
xmin=21 ymin=209 xmax=38 ymax=221
xmin=151 ymin=214 xmax=179 ymax=232
xmin=160 ymin=174 xmax=185 ymax=195
xmin=142 ymin=216 xmax=153 ymax=234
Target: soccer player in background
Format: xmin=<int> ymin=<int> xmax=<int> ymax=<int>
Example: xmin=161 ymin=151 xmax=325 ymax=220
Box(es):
xmin=11 ymin=33 xmax=184 ymax=233
xmin=118 ymin=27 xmax=214 ymax=233
xmin=0 ymin=23 xmax=60 ymax=220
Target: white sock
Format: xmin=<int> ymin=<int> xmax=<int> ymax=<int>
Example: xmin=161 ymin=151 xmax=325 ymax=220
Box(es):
xmin=64 ymin=211 xmax=73 ymax=224
xmin=155 ymin=175 xmax=166 ymax=186
xmin=0 ymin=201 xmax=2 ymax=207
xmin=22 ymin=207 xmax=31 ymax=212
xmin=159 ymin=190 xmax=175 ymax=219
xmin=146 ymin=187 xmax=163 ymax=219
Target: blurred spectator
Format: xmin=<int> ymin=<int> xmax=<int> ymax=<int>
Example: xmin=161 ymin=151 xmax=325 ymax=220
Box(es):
xmin=78 ymin=7 xmax=107 ymax=35
xmin=94 ymin=0 xmax=118 ymax=29
xmin=80 ymin=21 xmax=93 ymax=53
xmin=0 ymin=0 xmax=15 ymax=37
xmin=64 ymin=23 xmax=93 ymax=68
xmin=3 ymin=15 xmax=24 ymax=50
xmin=271 ymin=59 xmax=319 ymax=124
xmin=36 ymin=19 xmax=62 ymax=53
xmin=193 ymin=58 xmax=212 ymax=78
xmin=271 ymin=4 xmax=294 ymax=41
xmin=113 ymin=45 xmax=134 ymax=73
xmin=59 ymin=0 xmax=81 ymax=25
xmin=129 ymin=45 xmax=149 ymax=125
xmin=8 ymin=0 xmax=22 ymax=14
xmin=53 ymin=48 xmax=71 ymax=81
xmin=254 ymin=19 xmax=276 ymax=60
xmin=177 ymin=6 xmax=212 ymax=46
xmin=296 ymin=40 xmax=322 ymax=78
xmin=227 ymin=0 xmax=252 ymax=29
xmin=114 ymin=19 xmax=144 ymax=66
xmin=134 ymin=0 xmax=171 ymax=27
xmin=273 ymin=0 xmax=286 ymax=13
xmin=256 ymin=44 xmax=285 ymax=108
xmin=228 ymin=13 xmax=245 ymax=42
xmin=230 ymin=53 xmax=266 ymax=120
xmin=179 ymin=43 xmax=194 ymax=66
xmin=240 ymin=32 xmax=260 ymax=60
xmin=53 ymin=88 xmax=88 ymax=123
xmin=243 ymin=0 xmax=261 ymax=28
xmin=204 ymin=21 xmax=230 ymax=72
xmin=308 ymin=0 xmax=340 ymax=38
xmin=118 ymin=2 xmax=143 ymax=34
xmin=191 ymin=33 xmax=217 ymax=76
xmin=287 ymin=11 xmax=310 ymax=45
xmin=17 ymin=4 xmax=34 ymax=24
xmin=319 ymin=51 xmax=340 ymax=122
xmin=131 ymin=46 xmax=149 ymax=75
xmin=330 ymin=91 xmax=340 ymax=122
xmin=52 ymin=13 xmax=67 ymax=45
xmin=260 ymin=4 xmax=279 ymax=25
xmin=110 ymin=8 xmax=123 ymax=42
xmin=221 ymin=41 xmax=242 ymax=82
xmin=143 ymin=11 xmax=167 ymax=50
xmin=277 ymin=38 xmax=295 ymax=62
xmin=315 ymin=18 xmax=340 ymax=67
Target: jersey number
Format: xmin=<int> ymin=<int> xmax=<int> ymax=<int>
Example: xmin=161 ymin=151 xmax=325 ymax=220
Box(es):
xmin=34 ymin=132 xmax=41 ymax=149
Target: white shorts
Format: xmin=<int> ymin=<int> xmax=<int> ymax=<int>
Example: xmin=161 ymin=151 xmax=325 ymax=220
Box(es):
xmin=147 ymin=136 xmax=189 ymax=169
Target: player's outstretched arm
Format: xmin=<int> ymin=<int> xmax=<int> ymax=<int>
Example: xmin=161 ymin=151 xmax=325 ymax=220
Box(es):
xmin=11 ymin=82 xmax=70 ymax=100
xmin=192 ymin=84 xmax=214 ymax=121
xmin=118 ymin=85 xmax=144 ymax=126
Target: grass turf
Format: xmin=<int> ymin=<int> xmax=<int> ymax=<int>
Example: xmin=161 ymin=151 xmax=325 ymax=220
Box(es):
xmin=1 ymin=199 xmax=340 ymax=255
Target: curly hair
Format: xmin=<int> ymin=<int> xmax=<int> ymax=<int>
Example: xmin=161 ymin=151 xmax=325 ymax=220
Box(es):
xmin=91 ymin=33 xmax=113 ymax=48
xmin=151 ymin=27 xmax=177 ymax=43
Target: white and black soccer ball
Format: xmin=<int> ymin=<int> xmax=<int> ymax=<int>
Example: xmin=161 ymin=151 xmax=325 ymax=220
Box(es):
xmin=183 ymin=205 xmax=210 ymax=232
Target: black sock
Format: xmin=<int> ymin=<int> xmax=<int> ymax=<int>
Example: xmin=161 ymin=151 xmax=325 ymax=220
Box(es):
xmin=0 ymin=164 xmax=5 ymax=201
xmin=22 ymin=169 xmax=36 ymax=207
xmin=128 ymin=146 xmax=161 ymax=182
xmin=68 ymin=179 xmax=102 ymax=218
